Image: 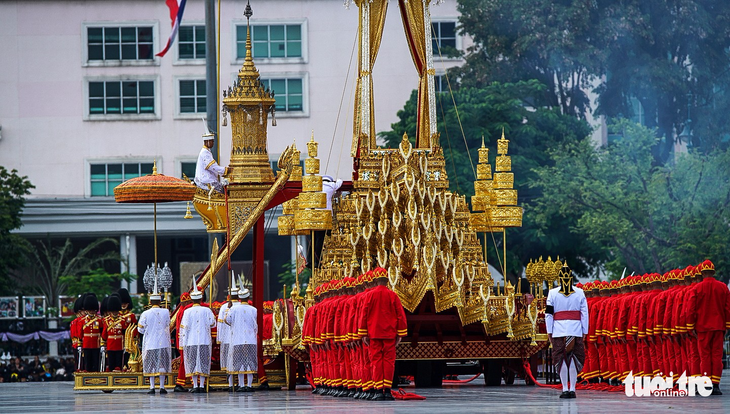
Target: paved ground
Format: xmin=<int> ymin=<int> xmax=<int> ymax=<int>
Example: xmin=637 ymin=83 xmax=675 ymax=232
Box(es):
xmin=1 ymin=373 xmax=728 ymax=413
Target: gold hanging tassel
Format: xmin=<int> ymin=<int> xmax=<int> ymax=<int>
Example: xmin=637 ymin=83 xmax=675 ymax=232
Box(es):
xmin=184 ymin=201 xmax=193 ymax=219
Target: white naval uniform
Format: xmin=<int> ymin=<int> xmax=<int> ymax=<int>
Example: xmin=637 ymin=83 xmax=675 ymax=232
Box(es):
xmin=545 ymin=286 xmax=589 ymax=337
xmin=194 ymin=146 xmax=226 ymax=192
xmin=225 ymin=302 xmax=258 ymax=374
xmin=217 ymin=302 xmax=232 ymax=371
xmin=137 ymin=306 xmax=172 ymax=376
xmin=180 ymin=304 xmax=216 ymax=377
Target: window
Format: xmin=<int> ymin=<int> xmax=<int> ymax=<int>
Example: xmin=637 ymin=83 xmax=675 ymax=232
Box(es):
xmin=179 ymin=25 xmax=206 ymax=59
xmin=434 ymin=74 xmax=447 ymax=93
xmin=431 ymin=21 xmax=457 ymax=54
xmin=236 ymin=24 xmax=302 ymax=59
xmin=181 ymin=161 xmax=196 ymax=181
xmin=89 ymin=80 xmax=155 ymax=115
xmin=90 ymin=162 xmax=153 ymax=197
xmin=87 ymin=26 xmax=153 ymax=61
xmin=259 ymin=78 xmax=303 ymax=112
xmin=179 ymin=80 xmax=206 ymax=113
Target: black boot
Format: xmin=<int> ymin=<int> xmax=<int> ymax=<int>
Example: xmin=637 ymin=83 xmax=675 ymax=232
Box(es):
xmin=257 ymin=381 xmax=271 ymax=390
xmin=712 ymin=384 xmax=722 ymax=395
xmin=371 ymin=390 xmax=385 ymax=401
xmin=382 ymin=388 xmax=395 ymax=401
xmin=174 ymin=384 xmax=187 ymax=392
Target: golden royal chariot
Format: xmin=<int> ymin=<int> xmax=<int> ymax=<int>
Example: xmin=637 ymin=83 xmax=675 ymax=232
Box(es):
xmin=76 ymin=0 xmax=561 ymax=391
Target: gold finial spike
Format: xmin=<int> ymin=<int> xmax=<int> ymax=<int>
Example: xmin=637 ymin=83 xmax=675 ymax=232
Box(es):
xmin=481 ymin=135 xmax=485 ymax=148
xmin=152 ymin=159 xmax=158 ymax=175
xmin=310 ymin=130 xmax=315 ymax=142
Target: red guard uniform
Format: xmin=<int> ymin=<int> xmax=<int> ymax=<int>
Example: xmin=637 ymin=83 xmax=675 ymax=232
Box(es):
xmin=101 ymin=315 xmax=128 ymax=371
xmin=687 ymin=264 xmax=730 ymax=386
xmin=358 ymin=276 xmax=407 ymax=393
xmin=82 ymin=314 xmax=102 ymax=372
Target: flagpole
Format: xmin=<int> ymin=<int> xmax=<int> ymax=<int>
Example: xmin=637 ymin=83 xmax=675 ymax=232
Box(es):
xmin=205 ymin=0 xmax=218 ymax=160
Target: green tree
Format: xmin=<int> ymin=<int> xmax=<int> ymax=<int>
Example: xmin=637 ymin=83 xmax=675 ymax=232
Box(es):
xmin=60 ymin=268 xmax=135 ymax=299
xmin=0 ymin=166 xmax=34 ymax=295
xmin=455 ymin=0 xmax=730 ymax=162
xmin=18 ymin=238 xmax=122 ymax=306
xmin=532 ymin=119 xmax=730 ymax=280
xmin=277 ymin=261 xmax=311 ymax=298
xmin=380 ymin=81 xmax=603 ymax=279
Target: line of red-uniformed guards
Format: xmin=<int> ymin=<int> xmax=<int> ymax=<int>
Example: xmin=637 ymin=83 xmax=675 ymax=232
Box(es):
xmin=579 ymin=260 xmax=730 ymax=395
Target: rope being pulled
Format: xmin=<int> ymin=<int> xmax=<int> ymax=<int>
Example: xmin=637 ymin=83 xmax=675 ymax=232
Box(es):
xmin=521 ymin=360 xmax=624 ymax=392
xmin=442 ymin=373 xmax=482 ymax=384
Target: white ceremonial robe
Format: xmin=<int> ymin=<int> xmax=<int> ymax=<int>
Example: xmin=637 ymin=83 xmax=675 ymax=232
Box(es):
xmin=545 ymin=286 xmax=589 ymax=338
xmin=225 ymin=302 xmax=258 ymax=374
xmin=180 ymin=304 xmax=216 ymax=377
xmin=137 ymin=306 xmax=172 ymax=376
xmin=194 ymin=146 xmax=226 ymax=191
xmin=217 ymin=302 xmax=232 ymax=370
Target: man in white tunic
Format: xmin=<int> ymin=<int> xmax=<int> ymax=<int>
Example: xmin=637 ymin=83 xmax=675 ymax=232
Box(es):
xmin=137 ymin=278 xmax=171 ymax=394
xmin=225 ymin=287 xmax=258 ymax=392
xmin=194 ymin=133 xmax=228 ymax=193
xmin=179 ymin=283 xmax=216 ymax=393
xmin=218 ymin=272 xmax=239 ymax=392
xmin=545 ymin=262 xmax=589 ymax=399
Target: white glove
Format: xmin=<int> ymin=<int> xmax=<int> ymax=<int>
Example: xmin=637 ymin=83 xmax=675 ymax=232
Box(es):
xmin=100 ymin=346 xmax=106 ymax=353
xmin=220 ymin=177 xmax=230 ymax=186
xmin=77 ymin=346 xmax=82 ymax=353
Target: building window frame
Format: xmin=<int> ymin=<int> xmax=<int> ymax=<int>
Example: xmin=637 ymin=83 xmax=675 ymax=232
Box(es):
xmin=232 ymin=19 xmax=308 ymax=65
xmin=176 ymin=158 xmax=198 ymax=182
xmin=257 ymin=72 xmax=309 ymax=117
xmin=82 ymin=21 xmax=159 ymax=67
xmin=175 ymin=23 xmax=207 ymax=64
xmin=85 ymin=159 xmax=157 ymax=198
xmin=175 ymin=76 xmax=207 ymax=118
xmin=430 ymin=19 xmax=461 ymax=61
xmin=84 ymin=76 xmax=161 ymax=121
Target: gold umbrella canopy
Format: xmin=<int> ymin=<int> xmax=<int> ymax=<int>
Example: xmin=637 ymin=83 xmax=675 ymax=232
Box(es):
xmin=113 ymin=165 xmax=195 ymax=203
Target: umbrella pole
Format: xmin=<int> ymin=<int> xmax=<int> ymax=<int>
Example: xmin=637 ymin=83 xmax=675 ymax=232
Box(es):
xmin=154 ymin=202 xmax=158 ymax=273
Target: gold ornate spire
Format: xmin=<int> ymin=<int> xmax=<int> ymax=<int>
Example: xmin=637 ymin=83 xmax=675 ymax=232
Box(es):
xmin=222 ymin=0 xmax=276 ymax=184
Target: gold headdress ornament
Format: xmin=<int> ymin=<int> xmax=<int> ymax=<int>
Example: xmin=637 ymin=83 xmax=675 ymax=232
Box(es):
xmin=558 ymin=261 xmax=574 ymax=297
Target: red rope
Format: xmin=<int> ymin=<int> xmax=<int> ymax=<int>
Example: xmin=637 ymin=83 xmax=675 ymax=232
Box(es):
xmin=522 ymin=360 xmax=624 ymax=392
xmin=443 ymin=373 xmax=482 ymax=384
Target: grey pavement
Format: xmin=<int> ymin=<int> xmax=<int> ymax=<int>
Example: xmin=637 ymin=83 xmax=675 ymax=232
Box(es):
xmin=1 ymin=373 xmax=728 ymax=413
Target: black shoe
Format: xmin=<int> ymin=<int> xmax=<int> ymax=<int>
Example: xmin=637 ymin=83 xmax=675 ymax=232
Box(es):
xmin=174 ymin=385 xmax=187 ymax=392
xmin=371 ymin=390 xmax=385 ymax=401
xmin=311 ymin=387 xmax=319 ymax=394
xmin=147 ymin=389 xmax=156 ymax=395
xmin=382 ymin=389 xmax=395 ymax=401
xmin=246 ymin=386 xmax=256 ymax=393
xmin=159 ymin=388 xmax=167 ymax=395
xmin=559 ymin=391 xmax=571 ymax=399
xmin=569 ymin=391 xmax=576 ymax=399
xmin=347 ymin=389 xmax=357 ymax=398
xmin=257 ymin=382 xmax=271 ymax=390
xmin=361 ymin=390 xmax=373 ymax=400
xmin=712 ymin=385 xmax=722 ymax=396
xmin=188 ymin=387 xmax=196 ymax=393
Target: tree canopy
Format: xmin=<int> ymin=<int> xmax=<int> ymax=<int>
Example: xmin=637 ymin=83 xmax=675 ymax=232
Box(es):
xmin=0 ymin=166 xmax=34 ymax=295
xmin=532 ymin=119 xmax=730 ymax=280
xmin=454 ymin=0 xmax=730 ymax=162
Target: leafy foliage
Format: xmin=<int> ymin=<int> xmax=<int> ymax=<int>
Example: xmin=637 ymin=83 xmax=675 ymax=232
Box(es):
xmin=533 ymin=119 xmax=730 ymax=280
xmin=19 ymin=238 xmax=122 ymax=306
xmin=0 ymin=167 xmax=34 ymax=295
xmin=454 ymin=0 xmax=730 ymax=162
xmin=60 ymin=268 xmax=135 ymax=300
xmin=277 ymin=261 xmax=311 ymax=298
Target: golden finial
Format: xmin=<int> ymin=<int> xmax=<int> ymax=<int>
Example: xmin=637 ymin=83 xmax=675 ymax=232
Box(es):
xmin=497 ymin=128 xmax=510 ymax=155
xmin=481 ymin=135 xmax=485 ymax=148
xmin=152 ymin=159 xmax=158 ymax=175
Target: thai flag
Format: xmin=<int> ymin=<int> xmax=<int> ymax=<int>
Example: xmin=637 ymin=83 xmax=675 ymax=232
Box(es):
xmin=156 ymin=0 xmax=188 ymax=57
